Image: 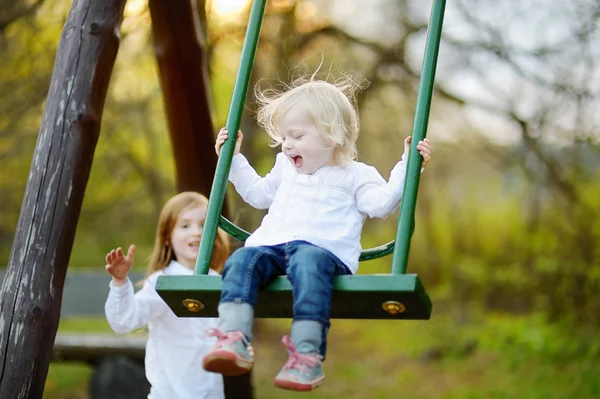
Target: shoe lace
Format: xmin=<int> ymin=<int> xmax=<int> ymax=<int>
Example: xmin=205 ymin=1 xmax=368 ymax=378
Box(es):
xmin=281 ymin=335 xmax=319 ymax=373
xmin=206 ymin=328 xmax=244 ymax=347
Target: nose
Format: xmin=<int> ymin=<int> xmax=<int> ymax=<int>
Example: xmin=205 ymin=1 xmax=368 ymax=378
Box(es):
xmin=282 ymin=138 xmax=293 ymax=151
xmin=191 ymin=224 xmax=204 ymax=236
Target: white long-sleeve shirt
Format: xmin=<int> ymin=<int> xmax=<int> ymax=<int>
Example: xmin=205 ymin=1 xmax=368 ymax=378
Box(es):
xmin=105 ymin=261 xmax=223 ymax=399
xmin=229 ymin=152 xmax=408 ymax=273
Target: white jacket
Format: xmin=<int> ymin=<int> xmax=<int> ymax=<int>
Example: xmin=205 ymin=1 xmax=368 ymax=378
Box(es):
xmin=105 ymin=261 xmax=223 ymax=399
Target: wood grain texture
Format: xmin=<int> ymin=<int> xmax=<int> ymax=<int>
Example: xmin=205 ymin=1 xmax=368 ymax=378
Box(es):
xmin=0 ymin=0 xmax=126 ymax=396
xmin=149 ymin=0 xmax=229 ymax=217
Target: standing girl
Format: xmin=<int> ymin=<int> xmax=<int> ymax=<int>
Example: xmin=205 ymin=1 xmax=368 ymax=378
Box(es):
xmin=105 ymin=191 xmax=229 ymax=399
xmin=202 ymin=75 xmax=432 ymax=392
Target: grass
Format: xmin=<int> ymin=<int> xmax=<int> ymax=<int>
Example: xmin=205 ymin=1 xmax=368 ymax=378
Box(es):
xmin=250 ymin=315 xmax=600 ymax=399
xmin=44 ymin=312 xmax=600 ymax=399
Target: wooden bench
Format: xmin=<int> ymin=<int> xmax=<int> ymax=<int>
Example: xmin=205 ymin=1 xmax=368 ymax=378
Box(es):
xmin=52 ymin=334 xmax=147 ymax=364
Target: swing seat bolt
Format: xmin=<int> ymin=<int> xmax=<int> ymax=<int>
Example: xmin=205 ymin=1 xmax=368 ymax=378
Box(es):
xmin=382 ymin=301 xmax=405 ymax=315
xmin=183 ymin=299 xmax=204 ymax=312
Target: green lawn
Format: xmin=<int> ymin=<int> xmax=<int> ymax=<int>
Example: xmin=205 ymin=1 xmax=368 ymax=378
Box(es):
xmin=44 ymin=312 xmax=600 ymax=399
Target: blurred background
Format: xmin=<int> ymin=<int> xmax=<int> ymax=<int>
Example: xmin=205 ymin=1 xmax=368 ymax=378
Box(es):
xmin=1 ymin=0 xmax=599 ymax=398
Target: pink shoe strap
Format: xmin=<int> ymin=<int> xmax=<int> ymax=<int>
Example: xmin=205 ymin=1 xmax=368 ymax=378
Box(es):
xmin=206 ymin=328 xmax=246 ymax=346
xmin=281 ymin=335 xmax=319 ymax=372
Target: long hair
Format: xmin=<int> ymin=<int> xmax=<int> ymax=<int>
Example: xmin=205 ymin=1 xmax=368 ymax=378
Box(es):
xmin=144 ymin=192 xmax=230 ymax=279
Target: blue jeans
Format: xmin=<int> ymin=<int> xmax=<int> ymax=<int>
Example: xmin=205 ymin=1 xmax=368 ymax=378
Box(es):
xmin=219 ymin=240 xmax=351 ymax=357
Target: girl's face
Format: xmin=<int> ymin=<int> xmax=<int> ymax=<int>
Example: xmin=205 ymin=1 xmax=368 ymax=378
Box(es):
xmin=170 ymin=205 xmax=206 ymax=270
xmin=279 ymin=110 xmax=334 ymax=175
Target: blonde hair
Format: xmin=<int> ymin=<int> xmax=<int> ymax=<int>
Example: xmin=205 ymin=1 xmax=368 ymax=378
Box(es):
xmin=144 ymin=192 xmax=230 ymax=279
xmin=255 ymin=73 xmax=365 ymax=167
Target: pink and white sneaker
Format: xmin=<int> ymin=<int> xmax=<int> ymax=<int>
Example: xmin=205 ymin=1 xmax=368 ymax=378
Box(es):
xmin=273 ymin=335 xmax=325 ymax=391
xmin=202 ymin=328 xmax=254 ymax=376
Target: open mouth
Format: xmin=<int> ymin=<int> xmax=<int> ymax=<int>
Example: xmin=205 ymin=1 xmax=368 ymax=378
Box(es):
xmin=291 ymin=155 xmax=303 ymax=168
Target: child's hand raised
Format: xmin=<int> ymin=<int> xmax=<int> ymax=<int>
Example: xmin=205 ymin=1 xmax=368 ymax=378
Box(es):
xmin=105 ymin=244 xmax=135 ymax=287
xmin=403 ymin=136 xmax=432 ymax=168
xmin=215 ymin=128 xmax=243 ymax=156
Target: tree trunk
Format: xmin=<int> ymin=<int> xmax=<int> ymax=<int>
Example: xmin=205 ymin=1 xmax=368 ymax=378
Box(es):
xmin=148 ymin=1 xmax=250 ymax=397
xmin=148 ymin=0 xmax=229 ymax=217
xmin=0 ymin=0 xmax=126 ymax=397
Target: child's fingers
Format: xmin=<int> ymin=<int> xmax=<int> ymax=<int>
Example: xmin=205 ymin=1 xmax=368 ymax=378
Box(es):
xmin=417 ymin=141 xmax=432 ymax=155
xmin=403 ymin=136 xmax=412 ymax=154
xmin=126 ymin=244 xmax=135 ymax=262
xmin=215 ymin=133 xmax=228 ymax=149
xmin=418 ymin=146 xmax=431 ymax=155
xmin=105 ymin=249 xmax=115 ymax=264
xmin=417 ymin=141 xmax=431 ymax=149
xmin=218 ymin=129 xmax=229 ymax=138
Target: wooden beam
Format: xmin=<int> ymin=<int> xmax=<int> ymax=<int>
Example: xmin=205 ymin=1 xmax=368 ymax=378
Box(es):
xmin=149 ymin=0 xmax=229 ymax=217
xmin=0 ymin=0 xmax=126 ymax=396
xmin=148 ymin=1 xmax=248 ymax=397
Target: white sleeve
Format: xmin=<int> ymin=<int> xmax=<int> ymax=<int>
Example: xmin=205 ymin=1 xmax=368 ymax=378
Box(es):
xmin=104 ymin=275 xmax=169 ymax=334
xmin=228 ymin=152 xmax=284 ymax=209
xmin=354 ymin=155 xmax=408 ymax=219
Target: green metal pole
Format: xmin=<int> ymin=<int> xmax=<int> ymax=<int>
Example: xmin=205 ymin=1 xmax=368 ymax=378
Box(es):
xmin=391 ymin=0 xmax=446 ymax=275
xmin=195 ymin=0 xmax=267 ymax=275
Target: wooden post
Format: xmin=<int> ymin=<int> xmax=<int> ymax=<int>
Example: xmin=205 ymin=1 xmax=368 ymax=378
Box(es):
xmin=148 ymin=0 xmax=229 ymax=218
xmin=148 ymin=1 xmax=250 ymax=396
xmin=0 ymin=0 xmax=126 ymax=397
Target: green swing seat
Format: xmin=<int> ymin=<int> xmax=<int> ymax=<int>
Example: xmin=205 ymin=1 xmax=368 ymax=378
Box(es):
xmin=156 ymin=218 xmax=432 ymax=319
xmin=156 ymin=273 xmax=431 ymax=319
xmin=156 ymin=0 xmax=446 ymax=321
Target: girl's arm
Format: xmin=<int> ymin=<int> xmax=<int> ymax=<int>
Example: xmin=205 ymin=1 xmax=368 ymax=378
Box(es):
xmin=105 ymin=274 xmax=168 ymax=334
xmin=355 ymin=137 xmax=432 ymax=218
xmin=354 ymin=155 xmax=408 ymax=219
xmin=228 ymin=152 xmax=285 ymax=209
xmin=104 ymin=246 xmax=167 ymax=334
